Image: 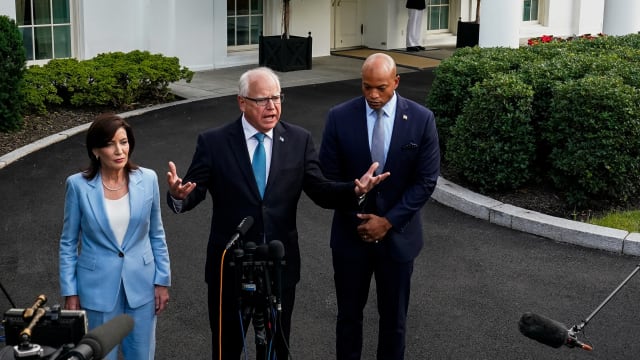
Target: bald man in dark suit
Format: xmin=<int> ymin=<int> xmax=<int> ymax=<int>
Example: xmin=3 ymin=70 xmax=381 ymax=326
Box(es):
xmin=320 ymin=53 xmax=440 ymax=360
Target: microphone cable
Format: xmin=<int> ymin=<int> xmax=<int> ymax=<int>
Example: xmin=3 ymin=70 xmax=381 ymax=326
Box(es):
xmin=218 ymin=248 xmax=227 ymax=360
xmin=219 ymin=247 xmax=251 ymax=360
xmin=239 ymin=309 xmax=249 ymax=360
xmin=274 ymin=305 xmax=294 ymax=360
xmin=267 ymin=306 xmax=276 ymax=359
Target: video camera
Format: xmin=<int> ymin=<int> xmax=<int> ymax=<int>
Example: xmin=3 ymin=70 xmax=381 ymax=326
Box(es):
xmin=0 ymin=294 xmax=132 ymax=360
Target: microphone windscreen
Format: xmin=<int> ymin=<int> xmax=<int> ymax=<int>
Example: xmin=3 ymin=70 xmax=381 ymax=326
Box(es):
xmin=518 ymin=312 xmax=568 ymax=348
xmin=244 ymin=241 xmax=257 ymax=255
xmin=79 ymin=314 xmax=134 ymax=359
xmin=269 ymin=240 xmax=285 ymax=260
xmin=237 ymin=216 xmax=254 ymax=236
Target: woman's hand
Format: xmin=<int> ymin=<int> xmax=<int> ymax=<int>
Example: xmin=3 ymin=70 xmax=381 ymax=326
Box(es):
xmin=154 ymin=285 xmax=170 ymax=315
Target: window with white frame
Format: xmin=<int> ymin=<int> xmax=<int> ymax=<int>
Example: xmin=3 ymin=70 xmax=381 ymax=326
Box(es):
xmin=227 ymin=0 xmax=264 ymax=48
xmin=427 ymin=0 xmax=449 ymax=31
xmin=15 ymin=0 xmax=72 ymax=61
xmin=523 ymin=0 xmax=539 ymax=22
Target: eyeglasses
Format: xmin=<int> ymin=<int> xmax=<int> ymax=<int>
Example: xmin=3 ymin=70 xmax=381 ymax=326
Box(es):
xmin=243 ymin=94 xmax=284 ymax=106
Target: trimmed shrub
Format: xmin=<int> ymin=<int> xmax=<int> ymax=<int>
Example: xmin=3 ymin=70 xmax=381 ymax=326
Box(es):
xmin=546 ymin=75 xmax=640 ymax=207
xmin=446 ymin=73 xmax=535 ymax=192
xmin=427 ymin=46 xmax=533 ymax=154
xmin=21 ymin=65 xmax=63 ymax=114
xmin=21 ymin=50 xmax=194 ymax=113
xmin=0 ymin=15 xmax=26 ymax=131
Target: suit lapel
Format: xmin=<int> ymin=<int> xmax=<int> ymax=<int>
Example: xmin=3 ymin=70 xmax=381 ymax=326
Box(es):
xmin=227 ymin=118 xmax=261 ymax=198
xmin=86 ymin=174 xmax=118 ymax=247
xmin=122 ymin=170 xmax=143 ymax=248
xmin=267 ymin=123 xmax=286 ymax=198
xmin=386 ymin=95 xmax=411 ymax=168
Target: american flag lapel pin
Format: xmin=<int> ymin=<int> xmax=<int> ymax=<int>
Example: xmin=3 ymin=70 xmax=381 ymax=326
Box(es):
xmin=403 ymin=114 xmax=408 ymax=120
xmin=279 ymin=136 xmax=284 ymax=142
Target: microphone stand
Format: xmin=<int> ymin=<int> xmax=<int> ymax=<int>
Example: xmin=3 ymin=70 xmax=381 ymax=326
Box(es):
xmin=569 ymin=263 xmax=640 ymax=337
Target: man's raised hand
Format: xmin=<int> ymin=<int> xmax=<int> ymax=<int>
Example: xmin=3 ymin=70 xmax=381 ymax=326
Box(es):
xmin=354 ymin=162 xmax=390 ymax=196
xmin=167 ymin=161 xmax=196 ymax=200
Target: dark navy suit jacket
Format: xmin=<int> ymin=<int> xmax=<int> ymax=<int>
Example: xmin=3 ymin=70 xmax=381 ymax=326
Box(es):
xmin=319 ymin=94 xmax=440 ymax=262
xmin=169 ymin=117 xmax=355 ymax=288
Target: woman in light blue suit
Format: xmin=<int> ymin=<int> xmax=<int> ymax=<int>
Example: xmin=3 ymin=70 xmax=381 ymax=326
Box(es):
xmin=59 ymin=114 xmax=171 ymax=360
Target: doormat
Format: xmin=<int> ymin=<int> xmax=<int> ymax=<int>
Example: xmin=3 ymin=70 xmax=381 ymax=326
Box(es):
xmin=331 ymin=48 xmax=441 ymax=70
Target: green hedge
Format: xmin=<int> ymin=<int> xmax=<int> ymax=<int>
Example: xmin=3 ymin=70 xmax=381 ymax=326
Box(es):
xmin=0 ymin=15 xmax=26 ymax=131
xmin=446 ymin=73 xmax=535 ymax=192
xmin=546 ymin=75 xmax=640 ymax=206
xmin=428 ymin=33 xmax=640 ymax=208
xmin=21 ymin=50 xmax=194 ymax=115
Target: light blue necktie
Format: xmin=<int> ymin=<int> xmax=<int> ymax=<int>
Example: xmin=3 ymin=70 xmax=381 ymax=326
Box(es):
xmin=371 ymin=109 xmax=386 ymax=175
xmin=252 ymin=133 xmax=266 ymax=198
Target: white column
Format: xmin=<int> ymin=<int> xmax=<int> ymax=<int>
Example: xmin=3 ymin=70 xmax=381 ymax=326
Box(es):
xmin=0 ymin=1 xmax=17 ymax=19
xmin=478 ymin=0 xmax=520 ymax=48
xmin=572 ymin=0 xmax=605 ymax=36
xmin=603 ymin=0 xmax=640 ymax=35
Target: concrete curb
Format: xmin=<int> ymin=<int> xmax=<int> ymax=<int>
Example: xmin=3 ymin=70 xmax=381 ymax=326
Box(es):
xmin=3 ymin=101 xmax=638 ymax=258
xmin=433 ymin=177 xmax=640 ymax=257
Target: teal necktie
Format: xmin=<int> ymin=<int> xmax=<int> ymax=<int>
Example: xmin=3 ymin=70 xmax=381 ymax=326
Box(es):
xmin=252 ymin=133 xmax=266 ymax=197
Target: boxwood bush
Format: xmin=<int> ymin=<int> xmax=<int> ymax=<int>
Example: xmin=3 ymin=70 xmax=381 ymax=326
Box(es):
xmin=446 ymin=73 xmax=535 ymax=192
xmin=21 ymin=50 xmax=194 ymax=115
xmin=0 ymin=15 xmax=26 ymax=131
xmin=545 ymin=75 xmax=640 ymax=207
xmin=427 ymin=46 xmax=533 ymax=151
xmin=430 ymin=33 xmax=640 ymax=208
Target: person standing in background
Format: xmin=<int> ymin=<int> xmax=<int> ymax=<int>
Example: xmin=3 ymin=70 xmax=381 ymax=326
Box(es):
xmin=59 ymin=113 xmax=171 ymax=360
xmin=319 ymin=53 xmax=440 ymax=359
xmin=406 ymin=0 xmax=427 ymax=52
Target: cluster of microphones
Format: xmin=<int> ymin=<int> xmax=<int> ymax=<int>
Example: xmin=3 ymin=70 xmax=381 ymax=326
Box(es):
xmin=225 ymin=216 xmax=285 ymax=310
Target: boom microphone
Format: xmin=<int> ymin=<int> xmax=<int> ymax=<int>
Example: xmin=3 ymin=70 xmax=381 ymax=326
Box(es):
xmin=225 ymin=216 xmax=254 ymax=250
xmin=64 ymin=314 xmax=134 ymax=360
xmin=518 ymin=312 xmax=592 ymax=351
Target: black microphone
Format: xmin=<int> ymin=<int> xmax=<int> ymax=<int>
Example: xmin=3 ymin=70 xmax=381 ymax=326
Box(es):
xmin=241 ymin=242 xmax=258 ymax=293
xmin=64 ymin=314 xmax=134 ymax=360
xmin=225 ymin=216 xmax=254 ymax=250
xmin=518 ymin=312 xmax=592 ymax=351
xmin=268 ymin=240 xmax=285 ymax=311
xmin=256 ymin=243 xmax=269 ymax=261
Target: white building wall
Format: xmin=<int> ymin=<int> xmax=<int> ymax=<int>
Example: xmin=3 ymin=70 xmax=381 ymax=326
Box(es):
xmin=572 ymin=0 xmax=605 ymax=35
xmin=147 ymin=0 xmax=215 ymax=71
xmin=603 ymin=0 xmax=640 ymax=35
xmin=0 ymin=0 xmax=14 ymax=19
xmin=80 ymin=0 xmax=145 ymax=58
xmin=289 ymin=0 xmax=331 ymax=58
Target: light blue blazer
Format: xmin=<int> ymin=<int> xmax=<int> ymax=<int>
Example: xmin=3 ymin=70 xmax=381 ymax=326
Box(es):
xmin=59 ymin=167 xmax=170 ymax=312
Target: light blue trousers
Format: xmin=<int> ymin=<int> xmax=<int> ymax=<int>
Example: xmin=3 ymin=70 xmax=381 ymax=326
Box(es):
xmin=85 ymin=285 xmax=157 ymax=360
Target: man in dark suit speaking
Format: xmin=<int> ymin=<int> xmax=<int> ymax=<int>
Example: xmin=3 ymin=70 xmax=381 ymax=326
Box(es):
xmin=165 ymin=67 xmax=388 ymax=360
xmin=319 ymin=53 xmax=440 ymax=360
